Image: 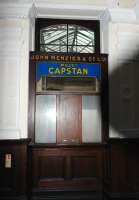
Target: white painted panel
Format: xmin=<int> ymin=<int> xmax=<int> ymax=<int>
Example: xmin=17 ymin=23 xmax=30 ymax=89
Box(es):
xmin=0 ymin=58 xmax=20 ymax=129
xmin=0 ymin=18 xmax=30 ymax=139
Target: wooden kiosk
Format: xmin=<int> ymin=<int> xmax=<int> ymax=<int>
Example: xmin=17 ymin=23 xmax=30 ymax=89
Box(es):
xmin=28 ymin=52 xmax=108 ymax=199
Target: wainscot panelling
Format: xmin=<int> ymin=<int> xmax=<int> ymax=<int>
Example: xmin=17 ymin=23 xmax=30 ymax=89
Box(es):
xmin=29 ymin=144 xmax=105 ymax=200
xmin=104 ymin=139 xmax=139 ymax=200
xmin=0 ymin=139 xmax=30 ymax=200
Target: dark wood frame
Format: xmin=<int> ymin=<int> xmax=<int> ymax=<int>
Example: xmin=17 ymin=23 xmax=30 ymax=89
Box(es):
xmin=35 ymin=18 xmax=100 ymax=54
xmin=28 ymin=52 xmax=108 ymax=144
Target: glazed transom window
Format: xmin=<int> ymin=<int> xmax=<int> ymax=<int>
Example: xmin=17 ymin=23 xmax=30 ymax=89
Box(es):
xmin=40 ymin=24 xmax=95 ymax=53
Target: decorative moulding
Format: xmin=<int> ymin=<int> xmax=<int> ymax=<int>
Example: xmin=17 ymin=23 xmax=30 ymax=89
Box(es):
xmin=99 ymin=8 xmax=111 ymax=27
xmin=0 ymin=0 xmax=138 ymax=23
xmin=34 ymin=2 xmax=105 ymax=20
xmin=34 ymin=0 xmax=138 ymax=23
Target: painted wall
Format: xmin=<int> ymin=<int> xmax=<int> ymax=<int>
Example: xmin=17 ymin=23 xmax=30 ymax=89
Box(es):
xmin=0 ymin=18 xmax=29 ymax=139
xmin=109 ymin=22 xmax=139 ymax=137
xmin=0 ymin=0 xmax=139 ymax=139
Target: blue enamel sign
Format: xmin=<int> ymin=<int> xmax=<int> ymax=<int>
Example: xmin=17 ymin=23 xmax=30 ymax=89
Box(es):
xmin=36 ymin=62 xmax=101 ymax=81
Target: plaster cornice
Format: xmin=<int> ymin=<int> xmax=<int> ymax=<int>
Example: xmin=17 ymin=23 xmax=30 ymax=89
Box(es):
xmin=0 ymin=0 xmax=138 ymax=23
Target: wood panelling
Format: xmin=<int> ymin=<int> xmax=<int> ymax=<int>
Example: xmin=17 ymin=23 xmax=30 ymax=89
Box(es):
xmin=1 ymin=139 xmax=139 ymax=199
xmin=71 ymin=156 xmax=98 ymax=179
xmin=104 ymin=139 xmax=139 ymax=199
xmin=39 ymin=156 xmax=65 ymax=179
xmin=57 ymin=95 xmax=82 ymax=144
xmin=30 ymin=145 xmax=104 ymax=192
xmin=0 ymin=153 xmax=13 ymax=189
xmin=0 ymin=139 xmax=30 ymax=200
xmin=39 ymin=179 xmax=100 ymax=190
xmin=32 ymin=190 xmax=103 ymax=200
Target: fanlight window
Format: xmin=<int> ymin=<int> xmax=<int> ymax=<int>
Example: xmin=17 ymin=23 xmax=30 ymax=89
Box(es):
xmin=40 ymin=24 xmax=95 ymax=53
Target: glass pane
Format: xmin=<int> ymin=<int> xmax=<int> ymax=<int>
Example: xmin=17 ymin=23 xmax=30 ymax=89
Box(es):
xmin=68 ymin=25 xmax=95 ymax=52
xmin=68 ymin=45 xmax=94 ymax=53
xmin=40 ymin=24 xmax=67 ymax=45
xmin=36 ymin=77 xmax=99 ymax=92
xmin=40 ymin=24 xmax=95 ymax=53
xmin=82 ymin=96 xmax=101 ymax=143
xmin=35 ymin=95 xmax=56 ymax=143
xmin=40 ymin=45 xmax=67 ymax=53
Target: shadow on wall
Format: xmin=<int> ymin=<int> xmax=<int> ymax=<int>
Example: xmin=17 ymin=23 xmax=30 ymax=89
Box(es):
xmin=109 ymin=52 xmax=139 ymax=138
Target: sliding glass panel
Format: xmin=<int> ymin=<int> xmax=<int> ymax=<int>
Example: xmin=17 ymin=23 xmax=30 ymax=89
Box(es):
xmin=82 ymin=96 xmax=101 ymax=143
xmin=35 ymin=95 xmax=56 ymax=143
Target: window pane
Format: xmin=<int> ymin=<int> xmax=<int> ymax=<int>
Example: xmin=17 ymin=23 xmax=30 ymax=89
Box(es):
xmin=82 ymin=96 xmax=101 ymax=143
xmin=40 ymin=24 xmax=67 ymax=45
xmin=35 ymin=95 xmax=56 ymax=143
xmin=40 ymin=24 xmax=95 ymax=53
xmin=36 ymin=77 xmax=99 ymax=92
xmin=40 ymin=45 xmax=67 ymax=53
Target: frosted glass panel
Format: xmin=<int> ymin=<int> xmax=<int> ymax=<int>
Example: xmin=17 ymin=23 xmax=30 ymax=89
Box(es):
xmin=82 ymin=96 xmax=101 ymax=143
xmin=35 ymin=95 xmax=56 ymax=143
